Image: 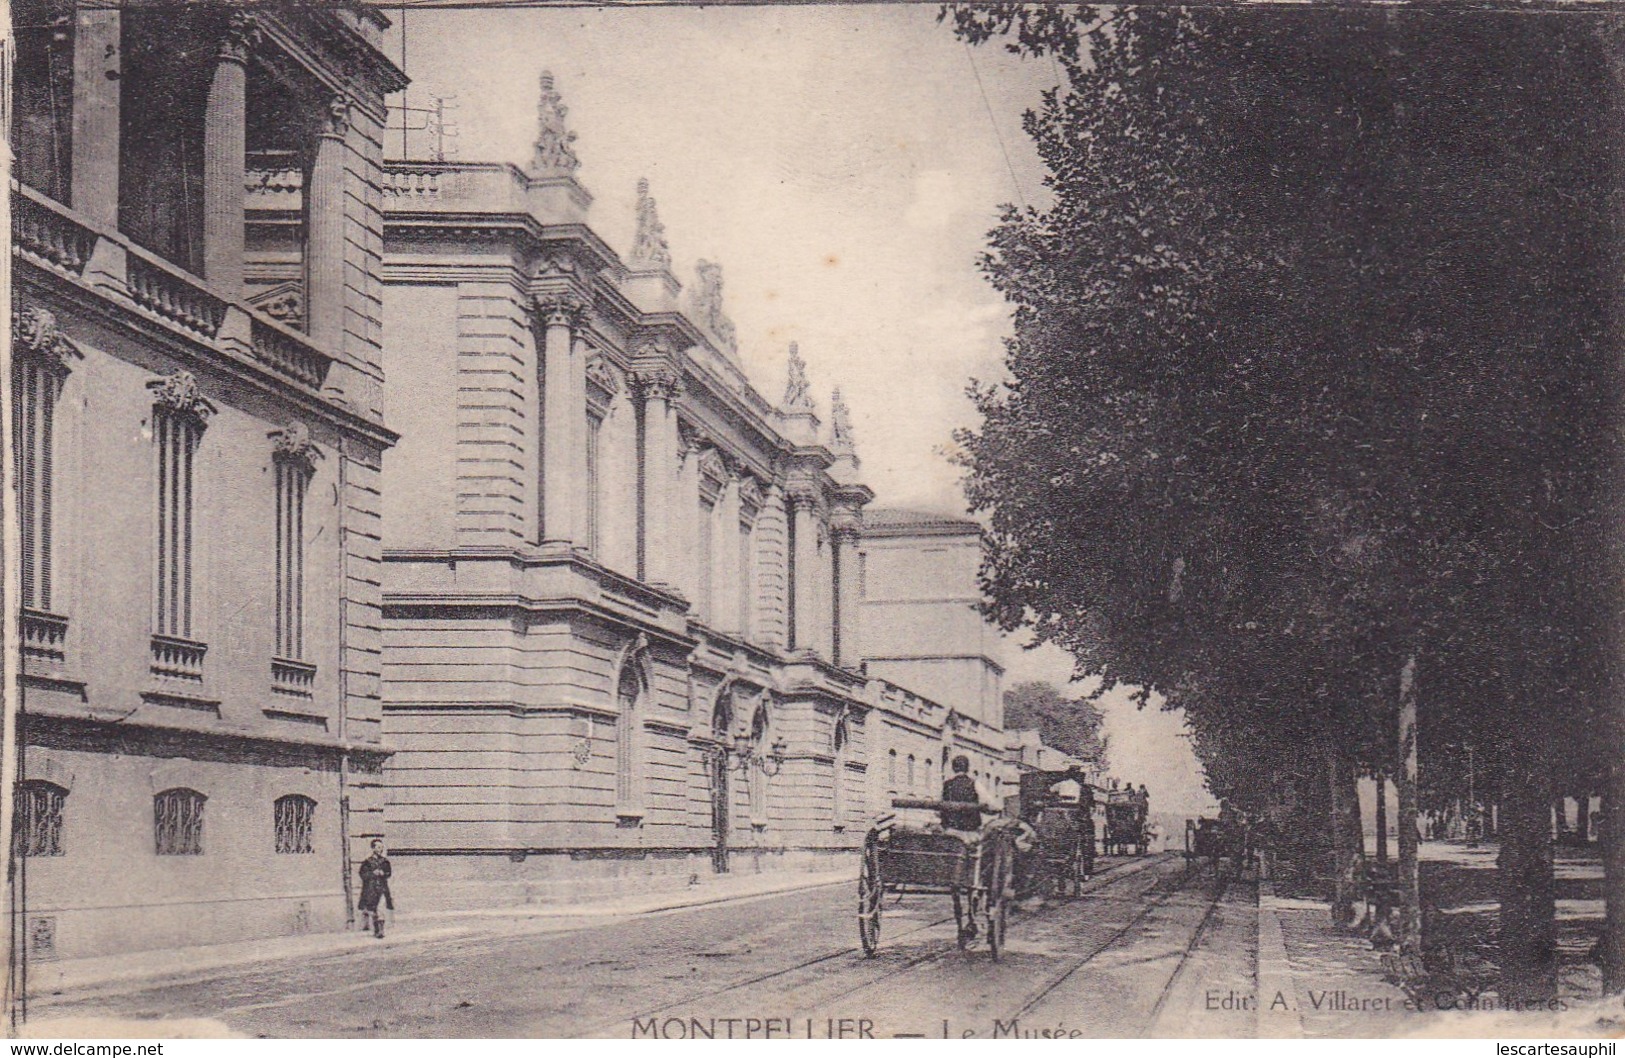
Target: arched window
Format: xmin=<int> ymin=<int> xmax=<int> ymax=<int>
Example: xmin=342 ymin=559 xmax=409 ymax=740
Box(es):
xmin=924 ymin=757 xmax=935 ymax=795
xmin=274 ymin=794 xmax=316 ymax=854
xmin=13 ymin=781 xmax=66 ymax=857
xmin=616 ymin=663 xmax=643 ymax=810
xmin=887 ymin=749 xmax=897 ymax=791
xmin=907 ymin=754 xmax=916 ymax=792
xmin=832 ymin=715 xmax=850 ymax=828
xmin=154 ymin=788 xmax=205 ymax=855
xmin=749 ymin=703 xmax=771 ymax=824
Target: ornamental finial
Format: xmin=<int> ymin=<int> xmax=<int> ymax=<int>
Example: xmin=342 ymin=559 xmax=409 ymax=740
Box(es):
xmin=690 ymin=261 xmax=737 ymax=355
xmin=630 ymin=178 xmax=672 ymax=272
xmin=830 ymin=387 xmax=855 ymax=455
xmin=782 ymin=342 xmax=813 ymax=413
xmin=529 ymin=70 xmax=581 ymax=178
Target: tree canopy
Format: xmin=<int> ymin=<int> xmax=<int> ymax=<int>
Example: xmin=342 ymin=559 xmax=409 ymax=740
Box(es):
xmin=1003 ymin=680 xmax=1109 ymax=767
xmin=950 ymin=4 xmax=1624 ymax=994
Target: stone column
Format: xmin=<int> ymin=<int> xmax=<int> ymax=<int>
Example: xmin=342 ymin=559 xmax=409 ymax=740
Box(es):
xmin=790 ymin=488 xmax=820 ymax=655
xmin=202 ymin=13 xmax=256 ymax=294
xmin=832 ymin=514 xmax=862 ymax=668
xmin=537 ymin=295 xmax=585 ymax=547
xmin=756 ymin=484 xmax=788 ymax=648
xmin=71 ymin=8 xmax=121 ymax=226
xmin=306 ymin=98 xmax=350 ymax=348
xmin=634 ymin=364 xmax=681 ymax=586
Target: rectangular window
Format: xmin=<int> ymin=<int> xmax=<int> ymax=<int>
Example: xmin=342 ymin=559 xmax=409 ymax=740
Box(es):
xmin=13 ymin=356 xmax=60 ymax=612
xmin=274 ymin=795 xmax=315 ymax=854
xmin=154 ymin=788 xmax=205 ymax=856
xmin=13 ymin=782 xmax=66 ymax=857
xmin=274 ymin=460 xmax=308 ymax=659
xmin=697 ymin=497 xmax=715 ymax=622
xmin=154 ymin=410 xmax=201 ymax=639
xmin=585 ymin=411 xmax=603 ymax=557
xmin=737 ymin=517 xmax=755 ymax=639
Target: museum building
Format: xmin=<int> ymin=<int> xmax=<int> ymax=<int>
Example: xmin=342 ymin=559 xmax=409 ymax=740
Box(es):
xmin=9 ymin=0 xmax=407 ymax=961
xmin=337 ymin=74 xmax=1013 ymax=905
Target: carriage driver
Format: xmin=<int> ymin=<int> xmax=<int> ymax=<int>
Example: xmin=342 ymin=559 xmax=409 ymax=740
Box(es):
xmin=940 ymin=754 xmax=993 ymax=835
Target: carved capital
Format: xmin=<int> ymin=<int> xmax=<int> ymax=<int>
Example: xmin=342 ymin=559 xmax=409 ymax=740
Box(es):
xmin=677 ymin=419 xmax=709 ymax=459
xmin=830 ymin=508 xmax=863 ymax=541
xmin=12 ymin=305 xmax=81 ymax=376
xmin=631 ymin=363 xmax=683 ymax=403
xmin=322 ymin=96 xmax=352 ymax=139
xmin=219 ymin=13 xmax=261 ymax=65
xmin=147 ymin=371 xmax=216 ymax=426
xmin=534 ymin=292 xmax=588 ymax=330
xmin=785 ymin=481 xmax=822 ymax=510
xmin=270 ymin=422 xmax=323 ymax=472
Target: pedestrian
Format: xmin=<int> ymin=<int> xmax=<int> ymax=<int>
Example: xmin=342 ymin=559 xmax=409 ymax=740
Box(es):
xmin=358 ymin=838 xmax=394 ymax=939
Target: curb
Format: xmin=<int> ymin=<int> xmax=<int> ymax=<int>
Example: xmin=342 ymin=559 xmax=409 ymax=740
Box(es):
xmin=1255 ymin=878 xmax=1306 ymax=1039
xmin=28 ymin=871 xmax=853 ymax=1001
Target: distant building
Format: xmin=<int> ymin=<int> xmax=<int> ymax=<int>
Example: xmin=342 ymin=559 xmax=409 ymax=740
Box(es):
xmin=859 ymin=509 xmax=1005 ymax=729
xmin=12 ymin=0 xmax=406 ymax=961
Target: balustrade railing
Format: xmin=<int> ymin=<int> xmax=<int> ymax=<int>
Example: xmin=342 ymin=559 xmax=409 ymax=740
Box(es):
xmin=150 ymin=634 xmax=207 ymax=682
xmin=14 ymin=184 xmax=337 ymax=395
xmin=20 ymin=609 xmax=68 ymax=664
xmin=384 ymin=167 xmax=443 ymax=199
xmin=14 ymin=188 xmax=96 ymax=276
xmin=252 ymin=317 xmax=332 ymax=389
xmin=127 ymin=254 xmax=228 ymax=340
xmin=272 ymin=658 xmax=318 ymax=698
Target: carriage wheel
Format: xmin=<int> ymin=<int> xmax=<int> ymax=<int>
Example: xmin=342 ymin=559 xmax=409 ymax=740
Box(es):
xmin=952 ymin=889 xmax=969 ymax=949
xmin=986 ymin=839 xmax=1011 ymax=962
xmin=857 ymin=835 xmax=882 ymax=958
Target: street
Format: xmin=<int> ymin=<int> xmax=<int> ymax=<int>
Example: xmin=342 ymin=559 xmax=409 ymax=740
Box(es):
xmin=27 ymin=854 xmax=1261 ymax=1039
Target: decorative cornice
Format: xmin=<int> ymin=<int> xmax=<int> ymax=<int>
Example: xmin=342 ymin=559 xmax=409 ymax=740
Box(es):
xmin=146 ymin=371 xmax=216 ymax=426
xmin=270 ymin=421 xmax=323 ymax=471
xmin=528 ymin=71 xmax=581 ymax=179
xmin=785 ymin=481 xmax=822 ymax=509
xmin=219 ymin=12 xmax=262 ymax=65
xmin=12 ymin=305 xmax=82 ymax=375
xmin=534 ymin=292 xmax=588 ymax=330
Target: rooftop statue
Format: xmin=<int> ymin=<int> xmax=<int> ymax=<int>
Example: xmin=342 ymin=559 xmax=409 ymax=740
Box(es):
xmin=630 ymin=178 xmax=672 ymax=272
xmin=783 ymin=342 xmax=814 ymax=413
xmin=529 ymin=71 xmax=580 ymax=178
xmin=692 ymin=261 xmax=737 ymax=355
xmin=830 ymin=386 xmax=855 ymax=454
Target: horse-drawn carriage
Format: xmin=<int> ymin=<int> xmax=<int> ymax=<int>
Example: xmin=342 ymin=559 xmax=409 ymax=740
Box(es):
xmin=1185 ymin=812 xmax=1248 ymax=878
xmin=858 ymin=798 xmax=1017 ymax=960
xmin=1018 ymin=768 xmax=1095 ymax=897
xmin=1104 ymin=789 xmax=1150 ymax=856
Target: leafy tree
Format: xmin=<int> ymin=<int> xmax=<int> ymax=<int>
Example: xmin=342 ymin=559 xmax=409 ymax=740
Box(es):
xmin=949 ymin=4 xmax=1622 ymax=998
xmin=1003 ymin=680 xmax=1108 ymax=767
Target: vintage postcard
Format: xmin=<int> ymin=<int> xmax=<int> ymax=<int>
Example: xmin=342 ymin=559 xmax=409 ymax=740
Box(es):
xmin=4 ymin=0 xmax=1624 ymax=1043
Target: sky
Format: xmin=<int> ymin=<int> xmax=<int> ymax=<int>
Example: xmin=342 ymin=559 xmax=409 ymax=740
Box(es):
xmin=387 ymin=6 xmax=1214 ymax=816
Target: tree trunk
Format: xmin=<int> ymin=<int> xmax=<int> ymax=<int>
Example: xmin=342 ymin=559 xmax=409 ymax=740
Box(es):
xmin=1604 ymin=765 xmax=1625 ymax=992
xmin=1329 ymin=748 xmax=1364 ymax=931
xmin=1396 ymin=655 xmax=1422 ymax=956
xmin=1375 ymin=771 xmax=1389 ymax=864
xmin=1553 ymin=796 xmax=1568 ymax=839
xmin=1498 ymin=741 xmax=1557 ymax=1003
xmin=1576 ymin=794 xmax=1590 ymax=843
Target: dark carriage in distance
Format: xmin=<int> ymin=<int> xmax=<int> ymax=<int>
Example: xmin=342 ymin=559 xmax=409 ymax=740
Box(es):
xmin=1018 ymin=767 xmax=1096 ymax=897
xmin=1104 ymin=788 xmax=1151 ymax=856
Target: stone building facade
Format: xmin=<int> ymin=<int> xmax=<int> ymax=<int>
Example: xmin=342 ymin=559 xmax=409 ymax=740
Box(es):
xmin=10 ymin=0 xmax=406 ymax=961
xmin=365 ymin=75 xmax=1019 ymax=906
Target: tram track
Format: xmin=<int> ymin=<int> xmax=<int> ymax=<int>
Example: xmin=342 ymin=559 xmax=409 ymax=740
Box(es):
xmin=578 ymin=852 xmax=1171 ymax=1038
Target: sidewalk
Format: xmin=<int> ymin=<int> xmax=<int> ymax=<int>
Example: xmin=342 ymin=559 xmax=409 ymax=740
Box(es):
xmin=1260 ymin=881 xmax=1415 ymax=1037
xmin=24 ymin=866 xmax=855 ymax=999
